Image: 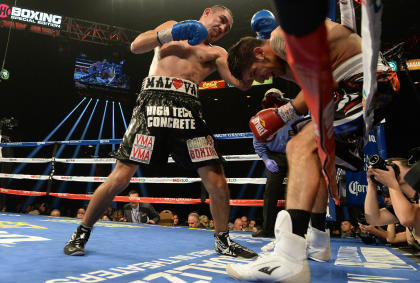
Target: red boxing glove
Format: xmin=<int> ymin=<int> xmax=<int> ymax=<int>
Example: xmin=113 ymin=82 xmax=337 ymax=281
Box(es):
xmin=250 ymin=101 xmax=299 ymax=143
xmin=249 ymin=108 xmax=285 ymax=143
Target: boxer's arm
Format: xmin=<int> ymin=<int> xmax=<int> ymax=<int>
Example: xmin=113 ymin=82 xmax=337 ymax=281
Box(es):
xmin=215 ymin=48 xmax=252 ymax=91
xmin=130 ymin=21 xmax=177 ymax=54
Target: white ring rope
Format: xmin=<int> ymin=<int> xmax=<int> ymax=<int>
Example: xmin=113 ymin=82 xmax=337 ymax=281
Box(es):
xmin=0 ymin=154 xmax=261 ymax=164
xmin=0 ymin=173 xmax=267 ymax=184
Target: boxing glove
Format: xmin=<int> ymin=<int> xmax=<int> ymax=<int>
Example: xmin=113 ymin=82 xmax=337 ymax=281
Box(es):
xmin=250 ymin=102 xmax=299 ymax=143
xmin=251 ymin=10 xmax=277 ymax=39
xmin=157 ymin=20 xmax=208 ymax=46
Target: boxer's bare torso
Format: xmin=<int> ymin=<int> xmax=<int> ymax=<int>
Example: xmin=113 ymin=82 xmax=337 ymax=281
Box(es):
xmin=271 ymin=19 xmax=362 ymax=75
xmin=152 ymin=40 xmax=225 ymax=85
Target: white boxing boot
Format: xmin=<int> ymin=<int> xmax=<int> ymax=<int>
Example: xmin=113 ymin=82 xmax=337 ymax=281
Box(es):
xmin=306 ymin=224 xmax=331 ymax=262
xmin=226 ymin=211 xmax=310 ymax=282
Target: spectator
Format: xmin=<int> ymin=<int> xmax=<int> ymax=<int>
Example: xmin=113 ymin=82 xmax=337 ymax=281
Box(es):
xmin=104 ymin=207 xmax=114 ymax=220
xmin=240 ymin=216 xmax=249 ymax=230
xmin=209 ymin=219 xmax=215 ymax=229
xmin=232 ymin=218 xmax=243 ymax=231
xmin=113 ymin=209 xmax=125 ymax=222
xmin=29 ymin=202 xmax=47 ymax=215
xmin=340 ymin=220 xmax=355 ymax=238
xmin=101 ymin=215 xmax=111 ymax=221
xmin=50 ymin=209 xmax=61 ymax=217
xmin=173 ymin=214 xmax=180 ymax=226
xmin=188 ymin=212 xmax=205 ymax=228
xmin=76 ymin=208 xmax=86 ymax=219
xmin=364 ymin=157 xmax=420 ymax=243
xmin=199 ymin=215 xmax=210 ymax=228
xmin=123 ymin=190 xmax=160 ymax=224
xmin=248 ymin=220 xmax=257 ymax=232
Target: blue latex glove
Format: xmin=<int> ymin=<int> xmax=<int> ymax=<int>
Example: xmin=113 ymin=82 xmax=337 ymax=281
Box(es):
xmin=264 ymin=159 xmax=279 ymax=173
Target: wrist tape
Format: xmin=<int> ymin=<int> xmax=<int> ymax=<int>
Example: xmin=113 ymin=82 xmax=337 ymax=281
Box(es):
xmin=275 ymin=101 xmax=299 ymax=123
xmin=157 ymin=29 xmax=173 ymax=45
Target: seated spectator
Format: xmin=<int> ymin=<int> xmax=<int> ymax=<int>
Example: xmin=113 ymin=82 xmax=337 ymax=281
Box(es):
xmin=29 ymin=202 xmax=47 ymax=215
xmin=188 ymin=212 xmax=206 ymax=228
xmin=101 ymin=214 xmax=111 ymax=221
xmin=123 ymin=190 xmax=160 ymax=224
xmin=76 ymin=208 xmax=86 ymax=219
xmin=25 ymin=204 xmax=34 ymax=214
xmin=113 ymin=209 xmax=125 ymax=222
xmin=159 ymin=210 xmax=174 ymax=226
xmin=173 ymin=214 xmax=180 ymax=226
xmin=104 ymin=207 xmax=114 ymax=220
xmin=209 ymin=219 xmax=215 ymax=229
xmin=341 ymin=220 xmax=355 ymax=238
xmin=50 ymin=209 xmax=61 ymax=217
xmin=247 ymin=219 xmax=257 ymax=232
xmin=241 ymin=216 xmax=249 ymax=231
xmin=232 ymin=218 xmax=243 ymax=231
xmin=199 ymin=214 xmax=210 ymax=228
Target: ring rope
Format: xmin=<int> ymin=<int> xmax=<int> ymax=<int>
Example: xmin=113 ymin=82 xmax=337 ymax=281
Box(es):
xmin=0 ymin=154 xmax=261 ymax=164
xmin=0 ymin=187 xmax=285 ymax=207
xmin=0 ymin=132 xmax=254 ymax=148
xmin=0 ymin=173 xmax=266 ymax=184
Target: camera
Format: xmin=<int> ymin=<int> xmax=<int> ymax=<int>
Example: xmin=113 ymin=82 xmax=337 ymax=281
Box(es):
xmin=368 ymin=154 xmax=400 ymax=185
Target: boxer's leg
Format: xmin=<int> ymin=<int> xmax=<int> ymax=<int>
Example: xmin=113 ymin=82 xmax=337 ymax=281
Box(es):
xmin=64 ymin=161 xmax=138 ymax=256
xmin=226 ymin=122 xmax=318 ymax=282
xmin=198 ymin=164 xmax=258 ymax=259
xmin=307 ymin=178 xmax=331 ymax=262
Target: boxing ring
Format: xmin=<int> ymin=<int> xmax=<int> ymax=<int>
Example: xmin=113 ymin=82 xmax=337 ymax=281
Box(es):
xmin=1 ymin=135 xmax=420 ymax=282
xmin=0 ymin=212 xmax=419 ymax=283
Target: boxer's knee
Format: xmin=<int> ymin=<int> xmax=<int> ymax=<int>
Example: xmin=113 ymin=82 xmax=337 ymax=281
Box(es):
xmin=286 ymin=124 xmax=317 ymax=162
xmin=106 ymin=161 xmax=137 ymax=193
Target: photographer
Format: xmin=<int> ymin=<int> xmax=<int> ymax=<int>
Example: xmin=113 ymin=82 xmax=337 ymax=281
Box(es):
xmin=364 ymin=157 xmax=420 ymax=243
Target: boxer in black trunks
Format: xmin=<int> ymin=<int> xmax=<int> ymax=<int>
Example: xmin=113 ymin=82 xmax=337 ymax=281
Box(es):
xmin=64 ymin=5 xmax=257 ymax=259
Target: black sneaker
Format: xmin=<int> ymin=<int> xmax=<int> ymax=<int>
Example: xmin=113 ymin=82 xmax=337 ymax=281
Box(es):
xmin=64 ymin=225 xmax=91 ymax=256
xmin=214 ymin=231 xmax=258 ymax=259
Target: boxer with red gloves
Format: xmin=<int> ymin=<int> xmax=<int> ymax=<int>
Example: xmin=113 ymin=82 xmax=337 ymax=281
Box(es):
xmin=226 ymin=11 xmax=398 ymax=282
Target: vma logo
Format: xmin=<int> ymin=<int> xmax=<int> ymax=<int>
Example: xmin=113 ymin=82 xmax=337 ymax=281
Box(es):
xmin=0 ymin=3 xmax=11 ymax=18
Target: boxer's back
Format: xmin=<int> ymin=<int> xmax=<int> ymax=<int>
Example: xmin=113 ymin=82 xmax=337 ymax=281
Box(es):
xmin=325 ymin=20 xmax=362 ymax=70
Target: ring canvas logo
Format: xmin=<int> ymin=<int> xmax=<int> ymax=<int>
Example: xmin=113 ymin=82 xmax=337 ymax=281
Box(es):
xmin=0 ymin=3 xmax=62 ymax=28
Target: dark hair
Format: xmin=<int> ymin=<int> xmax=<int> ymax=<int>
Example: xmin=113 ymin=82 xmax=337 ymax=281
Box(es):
xmin=228 ymin=36 xmax=264 ymax=80
xmin=128 ymin=189 xmax=139 ymax=195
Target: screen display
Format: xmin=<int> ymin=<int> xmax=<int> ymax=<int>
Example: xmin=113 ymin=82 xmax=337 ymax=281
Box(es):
xmin=74 ymin=56 xmax=130 ymax=92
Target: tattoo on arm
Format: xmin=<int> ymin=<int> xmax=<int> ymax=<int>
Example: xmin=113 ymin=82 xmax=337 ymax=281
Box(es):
xmin=270 ymin=34 xmax=287 ymax=59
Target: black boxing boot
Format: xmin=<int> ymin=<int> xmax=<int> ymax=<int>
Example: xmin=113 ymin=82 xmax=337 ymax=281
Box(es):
xmin=64 ymin=224 xmax=91 ymax=256
xmin=214 ymin=231 xmax=258 ymax=259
